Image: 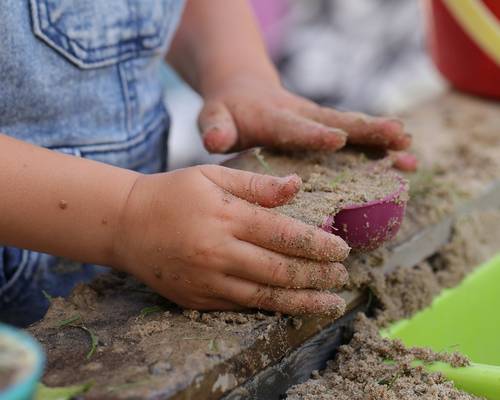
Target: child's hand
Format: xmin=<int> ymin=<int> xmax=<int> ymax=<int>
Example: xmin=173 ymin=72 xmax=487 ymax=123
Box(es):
xmin=198 ymin=75 xmax=417 ymax=171
xmin=113 ymin=165 xmax=350 ymax=316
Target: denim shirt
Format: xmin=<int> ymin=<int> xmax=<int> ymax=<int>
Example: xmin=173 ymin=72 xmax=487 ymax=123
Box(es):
xmin=0 ymin=0 xmax=185 ymax=326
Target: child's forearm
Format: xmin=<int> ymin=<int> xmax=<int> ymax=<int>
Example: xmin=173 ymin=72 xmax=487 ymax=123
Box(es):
xmin=0 ymin=134 xmax=138 ymax=266
xmin=167 ymin=0 xmax=280 ymax=95
xmin=0 ymin=136 xmax=352 ymax=315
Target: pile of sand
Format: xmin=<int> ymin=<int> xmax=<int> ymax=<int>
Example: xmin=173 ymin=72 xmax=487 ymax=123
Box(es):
xmin=287 ymin=211 xmax=500 ymax=399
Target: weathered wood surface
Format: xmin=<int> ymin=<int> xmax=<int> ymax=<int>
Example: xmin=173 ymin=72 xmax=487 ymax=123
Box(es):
xmin=30 ymin=92 xmax=500 ymax=399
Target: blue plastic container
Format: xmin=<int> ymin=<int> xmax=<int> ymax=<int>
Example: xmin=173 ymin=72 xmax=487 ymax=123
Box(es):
xmin=0 ymin=324 xmax=45 ymax=400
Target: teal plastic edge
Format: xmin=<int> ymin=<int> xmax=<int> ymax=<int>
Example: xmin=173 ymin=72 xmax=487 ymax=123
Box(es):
xmin=0 ymin=324 xmax=45 ymax=400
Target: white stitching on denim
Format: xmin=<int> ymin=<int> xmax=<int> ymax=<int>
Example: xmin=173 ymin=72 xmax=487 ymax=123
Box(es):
xmin=30 ymin=0 xmax=173 ymax=69
xmin=118 ymin=63 xmax=134 ymax=136
xmin=60 ymin=105 xmax=168 ymax=154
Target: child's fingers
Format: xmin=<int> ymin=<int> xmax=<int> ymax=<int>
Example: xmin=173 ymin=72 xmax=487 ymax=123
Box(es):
xmin=224 ymin=240 xmax=348 ymax=290
xmin=301 ymin=104 xmax=411 ymax=151
xmin=234 ymin=207 xmax=350 ymax=262
xmin=198 ymin=101 xmax=238 ymax=153
xmin=200 ymin=165 xmax=301 ymax=208
xmin=216 ymin=275 xmax=346 ymax=316
xmin=256 ymin=109 xmax=348 ymax=151
xmin=389 ymin=151 xmax=419 ymax=172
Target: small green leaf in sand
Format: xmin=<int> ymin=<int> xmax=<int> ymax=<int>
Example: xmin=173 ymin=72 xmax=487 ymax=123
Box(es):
xmin=378 ymin=372 xmax=400 ymax=388
xmin=78 ymin=326 xmax=98 ymax=360
xmin=330 ymin=171 xmax=348 ymax=190
xmin=56 ymin=314 xmax=81 ymax=328
xmin=55 ymin=315 xmax=98 ymax=360
xmin=254 ymin=148 xmax=273 ymax=174
xmin=42 ymin=290 xmax=53 ymax=303
xmin=208 ymin=338 xmax=219 ymax=352
xmin=35 ymin=382 xmax=92 ymax=400
xmin=139 ymin=305 xmax=164 ymax=318
xmin=409 ymin=168 xmax=436 ymax=198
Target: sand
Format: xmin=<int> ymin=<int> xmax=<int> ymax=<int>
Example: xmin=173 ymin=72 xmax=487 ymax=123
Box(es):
xmin=27 ymin=273 xmax=287 ymax=398
xmin=26 ymin=93 xmax=500 ymax=399
xmin=225 ymin=149 xmax=406 ymax=226
xmin=287 ymin=314 xmax=473 ymax=400
xmin=286 ymin=211 xmax=500 ymax=399
xmin=285 ymin=93 xmax=500 ymax=399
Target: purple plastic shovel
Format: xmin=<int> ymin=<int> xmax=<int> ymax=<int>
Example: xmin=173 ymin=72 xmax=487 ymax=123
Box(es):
xmin=320 ymin=176 xmax=408 ymax=251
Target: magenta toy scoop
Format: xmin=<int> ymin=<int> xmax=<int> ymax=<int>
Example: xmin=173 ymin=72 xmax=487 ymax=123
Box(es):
xmin=320 ymin=175 xmax=408 ymax=251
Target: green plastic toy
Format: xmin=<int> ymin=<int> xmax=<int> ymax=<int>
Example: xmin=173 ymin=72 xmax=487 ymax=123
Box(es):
xmin=383 ymin=253 xmax=500 ymax=399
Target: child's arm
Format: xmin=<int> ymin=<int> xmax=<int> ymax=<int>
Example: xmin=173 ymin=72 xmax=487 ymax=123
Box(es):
xmin=167 ymin=0 xmax=416 ymax=171
xmin=167 ymin=0 xmax=278 ymax=97
xmin=0 ymin=134 xmax=136 ymax=266
xmin=0 ymin=134 xmax=349 ymax=315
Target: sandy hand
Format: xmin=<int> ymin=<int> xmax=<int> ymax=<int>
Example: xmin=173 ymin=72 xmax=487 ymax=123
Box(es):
xmin=112 ymin=165 xmax=350 ymax=316
xmin=198 ymin=75 xmax=417 ymax=171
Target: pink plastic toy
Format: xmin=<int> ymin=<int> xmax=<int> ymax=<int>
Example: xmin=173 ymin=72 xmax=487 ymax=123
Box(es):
xmin=321 ymin=176 xmax=408 ymax=251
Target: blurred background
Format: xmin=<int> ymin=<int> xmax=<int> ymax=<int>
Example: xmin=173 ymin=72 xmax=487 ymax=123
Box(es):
xmin=164 ymin=0 xmax=447 ymax=169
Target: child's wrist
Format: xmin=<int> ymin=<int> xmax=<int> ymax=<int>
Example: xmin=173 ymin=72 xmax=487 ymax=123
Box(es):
xmin=199 ymin=65 xmax=280 ymax=98
xmin=105 ymin=170 xmax=144 ymax=271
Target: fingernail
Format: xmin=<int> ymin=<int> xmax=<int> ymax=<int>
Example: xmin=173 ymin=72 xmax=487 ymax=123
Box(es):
xmin=394 ymin=152 xmax=419 ymax=172
xmin=331 ymin=263 xmax=349 ymax=287
xmin=330 ymin=127 xmax=348 ymax=137
xmin=396 ymin=132 xmax=412 ymax=149
xmin=203 ymin=130 xmax=232 ymax=153
xmin=278 ymin=174 xmax=302 ymax=185
xmin=275 ymin=175 xmax=301 ymax=194
xmin=279 ymin=174 xmax=299 ymax=181
xmin=326 ymin=297 xmax=346 ymax=318
xmin=330 ymin=128 xmax=348 ymax=141
xmin=315 ymin=293 xmax=346 ymax=318
xmin=271 ymin=175 xmax=301 ymax=206
xmin=327 ymin=236 xmax=350 ymax=261
xmin=388 ymin=118 xmax=405 ymax=129
xmin=324 ymin=129 xmax=347 ymax=150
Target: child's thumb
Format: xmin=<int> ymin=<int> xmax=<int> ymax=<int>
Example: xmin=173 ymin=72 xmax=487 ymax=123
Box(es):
xmin=200 ymin=165 xmax=301 ymax=208
xmin=198 ymin=101 xmax=238 ymax=153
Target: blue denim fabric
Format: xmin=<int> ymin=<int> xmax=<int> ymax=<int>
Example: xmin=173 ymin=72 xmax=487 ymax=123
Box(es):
xmin=0 ymin=0 xmax=185 ymax=326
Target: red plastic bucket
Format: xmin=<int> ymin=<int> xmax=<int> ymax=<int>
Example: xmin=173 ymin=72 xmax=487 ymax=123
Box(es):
xmin=424 ymin=0 xmax=500 ymax=98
